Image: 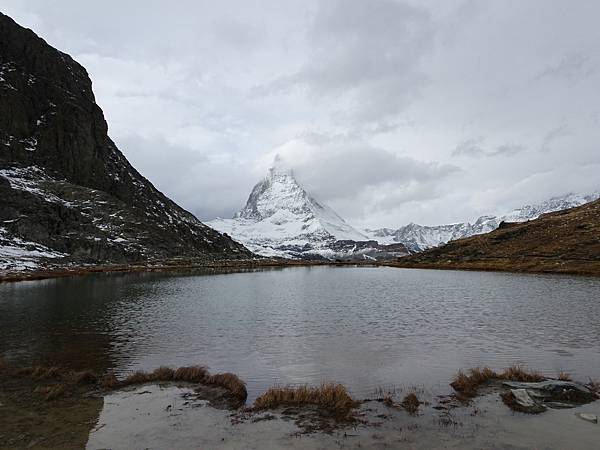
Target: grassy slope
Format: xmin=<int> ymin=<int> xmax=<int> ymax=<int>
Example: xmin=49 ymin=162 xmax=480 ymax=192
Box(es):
xmin=388 ymin=199 xmax=600 ymax=276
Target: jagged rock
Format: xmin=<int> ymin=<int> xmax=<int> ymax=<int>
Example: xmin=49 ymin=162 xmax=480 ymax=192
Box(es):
xmin=504 ymin=389 xmax=547 ymax=414
xmin=0 ymin=13 xmax=252 ymax=271
xmin=500 ymin=380 xmax=598 ymax=414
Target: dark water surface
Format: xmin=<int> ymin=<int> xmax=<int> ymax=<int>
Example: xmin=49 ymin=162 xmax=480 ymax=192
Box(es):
xmin=1 ymin=266 xmax=599 ymax=400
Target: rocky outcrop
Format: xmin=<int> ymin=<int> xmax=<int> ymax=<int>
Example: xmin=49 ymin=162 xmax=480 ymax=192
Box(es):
xmin=501 ymin=380 xmax=598 ymax=414
xmin=0 ymin=13 xmax=252 ymax=271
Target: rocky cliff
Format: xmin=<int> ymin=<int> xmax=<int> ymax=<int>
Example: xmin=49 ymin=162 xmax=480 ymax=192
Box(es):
xmin=0 ymin=13 xmax=251 ymax=271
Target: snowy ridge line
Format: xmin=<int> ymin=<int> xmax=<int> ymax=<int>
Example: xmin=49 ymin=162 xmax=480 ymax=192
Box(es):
xmin=364 ymin=191 xmax=600 ymax=252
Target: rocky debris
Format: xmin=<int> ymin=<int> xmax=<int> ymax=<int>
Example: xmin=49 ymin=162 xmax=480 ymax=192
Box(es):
xmin=0 ymin=12 xmax=252 ymax=272
xmin=501 ymin=389 xmax=547 ymax=414
xmin=500 ymin=380 xmax=598 ymax=414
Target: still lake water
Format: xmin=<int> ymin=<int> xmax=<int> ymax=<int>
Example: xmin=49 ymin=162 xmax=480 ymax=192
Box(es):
xmin=1 ymin=266 xmax=599 ymax=400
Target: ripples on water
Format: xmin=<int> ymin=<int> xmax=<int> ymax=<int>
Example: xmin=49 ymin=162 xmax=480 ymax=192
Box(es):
xmin=1 ymin=267 xmax=599 ymax=400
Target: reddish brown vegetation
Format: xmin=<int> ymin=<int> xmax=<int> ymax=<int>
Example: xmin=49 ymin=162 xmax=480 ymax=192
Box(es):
xmin=451 ymin=366 xmax=545 ymax=398
xmin=34 ymin=383 xmax=67 ymax=401
xmin=253 ymin=384 xmax=356 ymax=418
xmin=401 ymin=392 xmax=421 ymax=414
xmin=99 ymin=372 xmax=119 ymax=389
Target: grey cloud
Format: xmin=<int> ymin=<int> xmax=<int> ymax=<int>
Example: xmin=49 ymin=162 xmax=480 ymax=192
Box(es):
xmin=534 ymin=53 xmax=594 ymax=82
xmin=262 ymin=0 xmax=435 ymax=126
xmin=277 ymin=139 xmax=460 ymax=215
xmin=452 ymin=138 xmax=486 ymax=157
xmin=453 ymin=139 xmax=525 ymax=158
xmin=540 ymin=124 xmax=570 ymax=152
xmin=2 ymin=0 xmax=598 ymax=227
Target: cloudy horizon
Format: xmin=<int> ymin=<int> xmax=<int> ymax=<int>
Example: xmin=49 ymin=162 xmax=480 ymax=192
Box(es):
xmin=2 ymin=0 xmax=599 ymax=228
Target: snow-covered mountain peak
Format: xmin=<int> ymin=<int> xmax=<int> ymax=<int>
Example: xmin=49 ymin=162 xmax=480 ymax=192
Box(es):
xmin=235 ymin=166 xmax=317 ymax=221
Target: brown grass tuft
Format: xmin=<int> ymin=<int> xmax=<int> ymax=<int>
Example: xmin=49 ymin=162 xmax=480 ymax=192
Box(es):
xmin=450 ymin=367 xmax=498 ymax=397
xmin=382 ymin=394 xmax=394 ymax=407
xmin=401 ymin=392 xmax=420 ymax=414
xmin=35 ymin=383 xmax=67 ymax=401
xmin=73 ymin=370 xmax=98 ymax=385
xmin=173 ymin=366 xmax=209 ymax=383
xmin=500 ymin=365 xmax=544 ymax=382
xmin=451 ymin=365 xmax=545 ymax=397
xmin=557 ymin=371 xmax=572 ymax=381
xmin=33 ymin=366 xmax=63 ymax=379
xmin=123 ymin=370 xmax=152 ymax=385
xmin=99 ymin=372 xmax=119 ymax=389
xmin=151 ymin=366 xmax=175 ymax=381
xmin=254 ymin=383 xmax=356 ymax=418
xmin=205 ymin=373 xmax=247 ymax=402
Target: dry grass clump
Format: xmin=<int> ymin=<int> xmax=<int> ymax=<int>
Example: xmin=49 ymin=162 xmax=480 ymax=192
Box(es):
xmin=5 ymin=361 xmax=247 ymax=405
xmin=587 ymin=379 xmax=600 ymax=394
xmin=34 ymin=383 xmax=67 ymax=401
xmin=400 ymin=392 xmax=421 ymax=415
xmin=99 ymin=372 xmax=119 ymax=389
xmin=205 ymin=372 xmax=247 ymax=402
xmin=253 ymin=383 xmax=356 ymax=418
xmin=152 ymin=366 xmax=175 ymax=381
xmin=123 ymin=370 xmax=153 ymax=385
xmin=451 ymin=367 xmax=497 ymax=397
xmin=501 ymin=365 xmax=544 ymax=383
xmin=117 ymin=365 xmax=246 ymax=403
xmin=73 ymin=370 xmax=98 ymax=385
xmin=557 ymin=371 xmax=572 ymax=381
xmin=173 ymin=366 xmax=209 ymax=383
xmin=451 ymin=365 xmax=545 ymax=397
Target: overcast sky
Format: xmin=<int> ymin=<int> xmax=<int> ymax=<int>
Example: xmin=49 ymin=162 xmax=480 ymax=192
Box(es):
xmin=2 ymin=0 xmax=599 ymax=227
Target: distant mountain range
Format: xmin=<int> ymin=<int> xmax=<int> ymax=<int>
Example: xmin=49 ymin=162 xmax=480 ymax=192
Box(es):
xmin=392 ymin=198 xmax=600 ymax=276
xmin=209 ymin=165 xmax=599 ymax=260
xmin=364 ymin=192 xmax=600 ymax=253
xmin=208 ymin=167 xmax=408 ymax=260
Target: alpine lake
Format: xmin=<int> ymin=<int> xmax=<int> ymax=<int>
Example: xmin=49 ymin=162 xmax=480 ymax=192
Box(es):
xmin=1 ymin=266 xmax=599 ymax=449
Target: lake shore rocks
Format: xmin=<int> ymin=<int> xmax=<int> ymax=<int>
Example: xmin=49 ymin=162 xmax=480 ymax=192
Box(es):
xmin=501 ymin=380 xmax=598 ymax=414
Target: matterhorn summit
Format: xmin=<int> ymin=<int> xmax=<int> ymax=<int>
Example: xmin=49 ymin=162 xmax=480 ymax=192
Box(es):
xmin=208 ymin=165 xmax=407 ymax=260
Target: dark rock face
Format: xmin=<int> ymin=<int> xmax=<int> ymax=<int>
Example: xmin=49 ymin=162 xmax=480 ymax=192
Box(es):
xmin=0 ymin=12 xmax=252 ymax=268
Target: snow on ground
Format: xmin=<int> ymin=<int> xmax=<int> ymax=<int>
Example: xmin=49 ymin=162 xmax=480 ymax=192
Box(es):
xmin=0 ymin=227 xmax=66 ymax=271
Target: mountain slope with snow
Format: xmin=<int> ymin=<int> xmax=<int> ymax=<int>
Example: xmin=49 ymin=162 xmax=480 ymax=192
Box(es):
xmin=208 ymin=168 xmax=407 ymax=260
xmin=0 ymin=13 xmax=251 ymax=273
xmin=365 ymin=192 xmax=600 ymax=252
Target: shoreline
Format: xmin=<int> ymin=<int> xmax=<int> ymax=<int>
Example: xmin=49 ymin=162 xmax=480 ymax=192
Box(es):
xmin=384 ymin=257 xmax=600 ymax=278
xmin=2 ymin=359 xmax=599 ymax=449
xmin=2 ymin=256 xmax=599 ymax=283
xmin=0 ymin=258 xmax=368 ymax=283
